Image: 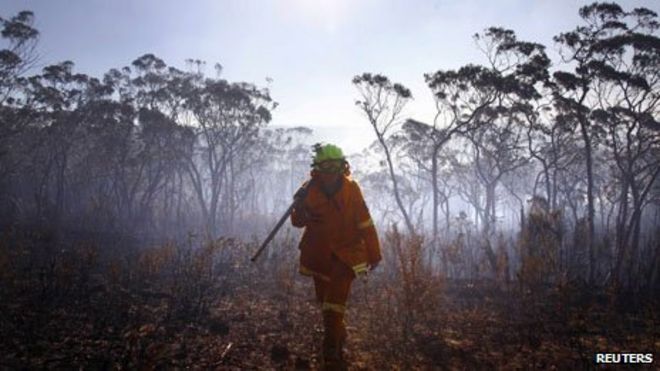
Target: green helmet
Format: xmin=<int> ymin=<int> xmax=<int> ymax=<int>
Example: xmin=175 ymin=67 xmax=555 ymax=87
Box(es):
xmin=312 ymin=143 xmax=345 ymax=164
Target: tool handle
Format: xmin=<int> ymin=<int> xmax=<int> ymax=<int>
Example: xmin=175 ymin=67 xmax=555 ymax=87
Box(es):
xmin=250 ymin=180 xmax=312 ymax=262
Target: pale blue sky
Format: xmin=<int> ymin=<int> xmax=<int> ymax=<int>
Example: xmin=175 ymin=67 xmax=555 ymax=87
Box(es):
xmin=2 ymin=0 xmax=658 ymax=154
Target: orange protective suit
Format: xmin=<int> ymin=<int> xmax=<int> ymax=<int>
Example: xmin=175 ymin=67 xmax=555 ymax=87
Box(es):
xmin=291 ymin=172 xmax=381 ymax=363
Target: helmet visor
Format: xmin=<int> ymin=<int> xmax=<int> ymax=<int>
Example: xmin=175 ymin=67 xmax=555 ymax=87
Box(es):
xmin=315 ymin=160 xmax=344 ymax=174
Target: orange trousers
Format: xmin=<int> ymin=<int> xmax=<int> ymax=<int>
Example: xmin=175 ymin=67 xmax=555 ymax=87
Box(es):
xmin=313 ymin=256 xmax=355 ymax=357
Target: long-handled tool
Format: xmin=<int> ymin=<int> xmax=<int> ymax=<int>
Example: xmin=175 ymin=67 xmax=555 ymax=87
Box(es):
xmin=250 ymin=180 xmax=312 ymax=262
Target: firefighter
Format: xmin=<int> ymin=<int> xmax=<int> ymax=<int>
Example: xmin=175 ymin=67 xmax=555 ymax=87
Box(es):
xmin=291 ymin=143 xmax=381 ymax=369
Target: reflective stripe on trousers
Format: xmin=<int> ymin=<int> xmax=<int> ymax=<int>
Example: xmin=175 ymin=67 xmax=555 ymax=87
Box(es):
xmin=322 ymin=302 xmax=346 ymax=314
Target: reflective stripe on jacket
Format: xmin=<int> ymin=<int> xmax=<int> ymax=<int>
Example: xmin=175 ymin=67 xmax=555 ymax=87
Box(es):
xmin=291 ymin=174 xmax=381 ymax=278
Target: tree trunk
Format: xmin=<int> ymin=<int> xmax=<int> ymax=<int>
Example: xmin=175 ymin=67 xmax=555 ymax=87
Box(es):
xmin=579 ymin=119 xmax=596 ymax=284
xmin=626 ymin=184 xmax=643 ymax=289
xmin=432 ymin=151 xmax=439 ymax=255
xmin=482 ymin=183 xmax=498 ymax=275
xmin=614 ymin=180 xmax=629 ymax=287
xmin=379 ymin=134 xmax=415 ymax=235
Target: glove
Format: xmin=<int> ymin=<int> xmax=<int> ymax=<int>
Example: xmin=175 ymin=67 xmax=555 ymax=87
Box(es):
xmin=293 ymin=183 xmax=309 ymax=200
xmin=293 ymin=185 xmax=309 ymax=200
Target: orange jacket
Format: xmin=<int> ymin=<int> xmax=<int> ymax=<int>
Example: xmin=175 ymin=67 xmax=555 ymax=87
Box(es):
xmin=291 ymin=173 xmax=381 ymax=280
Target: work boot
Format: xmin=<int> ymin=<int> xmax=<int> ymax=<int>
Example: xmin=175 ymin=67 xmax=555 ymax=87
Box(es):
xmin=321 ymin=345 xmax=347 ymax=371
xmin=321 ymin=310 xmax=348 ymax=370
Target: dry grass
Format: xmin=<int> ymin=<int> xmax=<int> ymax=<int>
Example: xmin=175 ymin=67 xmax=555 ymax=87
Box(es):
xmin=0 ymin=225 xmax=658 ymax=369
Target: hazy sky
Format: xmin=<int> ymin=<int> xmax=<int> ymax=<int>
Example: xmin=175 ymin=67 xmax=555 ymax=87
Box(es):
xmin=2 ymin=0 xmax=658 ymax=154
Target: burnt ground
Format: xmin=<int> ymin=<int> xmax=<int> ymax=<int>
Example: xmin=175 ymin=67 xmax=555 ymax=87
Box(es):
xmin=0 ymin=234 xmax=658 ymax=370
